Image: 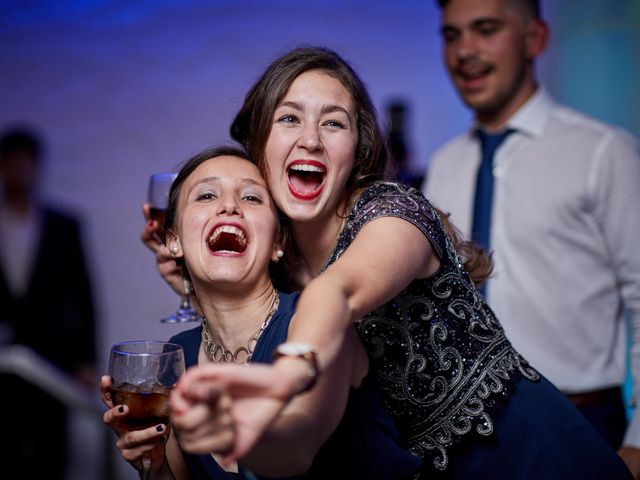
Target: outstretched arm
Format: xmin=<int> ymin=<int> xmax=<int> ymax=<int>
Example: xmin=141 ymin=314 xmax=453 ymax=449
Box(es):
xmin=281 ymin=216 xmax=437 ymax=392
xmin=168 ymin=217 xmax=435 ymax=468
xmin=170 ymin=328 xmax=361 ymax=476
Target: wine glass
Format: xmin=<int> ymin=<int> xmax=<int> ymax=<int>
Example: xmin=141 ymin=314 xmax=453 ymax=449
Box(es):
xmin=147 ymin=172 xmax=203 ymax=323
xmin=147 ymin=172 xmax=176 ymax=240
xmin=109 ymin=340 xmax=185 ymax=480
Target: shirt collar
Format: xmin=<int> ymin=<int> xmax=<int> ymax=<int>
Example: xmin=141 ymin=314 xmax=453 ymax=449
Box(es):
xmin=469 ymin=87 xmax=554 ymax=139
xmin=508 ymin=87 xmax=554 ymax=138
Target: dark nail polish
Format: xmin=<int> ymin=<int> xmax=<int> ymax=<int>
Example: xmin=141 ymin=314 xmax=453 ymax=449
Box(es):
xmin=156 ymin=424 xmax=164 ymax=432
xmin=118 ymin=405 xmax=125 ymax=413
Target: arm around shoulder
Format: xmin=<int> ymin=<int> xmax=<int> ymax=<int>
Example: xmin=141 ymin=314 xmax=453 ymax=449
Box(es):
xmin=286 ymin=215 xmax=436 ymax=374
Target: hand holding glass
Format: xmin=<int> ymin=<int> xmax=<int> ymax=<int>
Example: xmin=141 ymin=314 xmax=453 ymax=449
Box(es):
xmin=109 ymin=341 xmax=185 ymax=479
xmin=147 ymin=172 xmax=202 ymax=323
xmin=147 ymin=172 xmax=176 ymax=239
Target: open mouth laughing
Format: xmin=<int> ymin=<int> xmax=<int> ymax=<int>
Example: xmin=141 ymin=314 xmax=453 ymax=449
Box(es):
xmin=456 ymin=61 xmax=492 ymax=90
xmin=287 ymin=160 xmax=326 ymax=200
xmin=207 ymin=224 xmax=247 ymax=255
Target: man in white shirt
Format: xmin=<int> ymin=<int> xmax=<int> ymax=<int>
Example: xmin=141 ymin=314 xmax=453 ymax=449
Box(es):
xmin=423 ymin=0 xmax=640 ymax=475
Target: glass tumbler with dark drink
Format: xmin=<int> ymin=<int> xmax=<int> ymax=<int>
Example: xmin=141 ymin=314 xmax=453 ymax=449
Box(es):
xmin=147 ymin=172 xmax=203 ymax=323
xmin=109 ymin=340 xmax=185 ymax=479
xmin=110 ymin=382 xmax=172 ymax=429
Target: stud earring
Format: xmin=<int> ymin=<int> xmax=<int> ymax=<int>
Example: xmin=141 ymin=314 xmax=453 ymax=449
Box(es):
xmin=170 ymin=244 xmax=179 ymax=254
xmin=276 ymin=249 xmax=284 ymax=258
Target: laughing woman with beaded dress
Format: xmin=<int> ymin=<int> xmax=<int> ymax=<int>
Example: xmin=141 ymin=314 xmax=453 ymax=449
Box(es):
xmin=101 ymin=146 xmax=420 ymax=480
xmin=156 ymin=47 xmax=633 ymax=479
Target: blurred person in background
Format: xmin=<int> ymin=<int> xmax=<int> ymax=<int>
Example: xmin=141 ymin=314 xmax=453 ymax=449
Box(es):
xmin=0 ymin=126 xmax=97 ymax=479
xmin=422 ymin=0 xmax=640 ymax=475
xmin=385 ymin=99 xmax=424 ymax=189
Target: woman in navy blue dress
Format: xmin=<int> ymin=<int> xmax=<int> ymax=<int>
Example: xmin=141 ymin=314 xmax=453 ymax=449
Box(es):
xmin=155 ymin=47 xmax=632 ymax=479
xmin=102 ymin=146 xmax=420 ymax=479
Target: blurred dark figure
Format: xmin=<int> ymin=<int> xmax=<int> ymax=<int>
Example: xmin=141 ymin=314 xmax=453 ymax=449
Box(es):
xmin=385 ymin=100 xmax=424 ymax=190
xmin=0 ymin=126 xmax=97 ymax=479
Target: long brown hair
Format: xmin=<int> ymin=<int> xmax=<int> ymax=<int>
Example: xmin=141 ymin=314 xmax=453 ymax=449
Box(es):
xmin=231 ymin=46 xmax=388 ymax=214
xmin=231 ymin=46 xmax=492 ymax=286
xmin=437 ymin=208 xmax=493 ymax=287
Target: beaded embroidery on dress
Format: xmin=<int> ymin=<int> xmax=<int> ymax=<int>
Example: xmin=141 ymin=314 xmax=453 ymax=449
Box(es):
xmin=320 ymin=182 xmax=539 ymax=472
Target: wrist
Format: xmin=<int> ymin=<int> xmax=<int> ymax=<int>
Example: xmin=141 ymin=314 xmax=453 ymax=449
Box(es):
xmin=273 ymin=342 xmax=319 ymax=396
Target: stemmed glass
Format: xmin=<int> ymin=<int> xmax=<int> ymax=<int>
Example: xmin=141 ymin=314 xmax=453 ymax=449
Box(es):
xmin=148 ymin=172 xmax=203 ymax=323
xmin=109 ymin=340 xmax=185 ymax=480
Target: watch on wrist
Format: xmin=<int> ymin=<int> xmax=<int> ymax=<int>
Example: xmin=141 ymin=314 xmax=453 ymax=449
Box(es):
xmin=273 ymin=342 xmax=319 ymax=393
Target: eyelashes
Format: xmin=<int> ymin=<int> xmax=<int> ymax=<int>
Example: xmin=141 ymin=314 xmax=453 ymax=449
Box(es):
xmin=275 ymin=114 xmax=347 ymax=130
xmin=195 ymin=191 xmax=264 ymax=204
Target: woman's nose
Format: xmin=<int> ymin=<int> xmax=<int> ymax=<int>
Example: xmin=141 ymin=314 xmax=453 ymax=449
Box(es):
xmin=297 ymin=123 xmax=322 ymax=151
xmin=216 ymin=194 xmax=241 ymax=216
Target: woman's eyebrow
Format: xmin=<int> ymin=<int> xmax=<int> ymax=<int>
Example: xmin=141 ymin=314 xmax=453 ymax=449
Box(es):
xmin=192 ymin=176 xmax=264 ymax=187
xmin=277 ymin=100 xmax=350 ymax=119
xmin=277 ymin=100 xmax=302 ymax=111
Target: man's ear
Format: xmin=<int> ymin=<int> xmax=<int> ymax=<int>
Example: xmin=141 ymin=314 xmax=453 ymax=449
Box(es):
xmin=526 ymin=18 xmax=549 ymax=59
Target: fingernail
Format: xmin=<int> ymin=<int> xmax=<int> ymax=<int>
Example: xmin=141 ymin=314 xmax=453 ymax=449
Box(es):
xmin=156 ymin=424 xmax=165 ymax=433
xmin=118 ymin=405 xmax=125 ymax=413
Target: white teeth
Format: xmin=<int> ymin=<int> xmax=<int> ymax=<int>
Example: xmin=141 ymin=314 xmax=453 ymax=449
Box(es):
xmin=289 ymin=164 xmax=325 ymax=173
xmin=460 ymin=66 xmax=489 ymax=79
xmin=208 ymin=225 xmax=246 ymax=247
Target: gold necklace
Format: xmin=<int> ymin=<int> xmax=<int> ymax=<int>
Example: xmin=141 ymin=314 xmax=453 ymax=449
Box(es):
xmin=201 ymin=293 xmax=280 ymax=364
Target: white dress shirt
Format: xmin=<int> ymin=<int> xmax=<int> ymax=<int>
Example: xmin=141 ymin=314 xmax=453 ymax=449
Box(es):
xmin=423 ymin=88 xmax=640 ymax=446
xmin=0 ymin=204 xmax=41 ymax=298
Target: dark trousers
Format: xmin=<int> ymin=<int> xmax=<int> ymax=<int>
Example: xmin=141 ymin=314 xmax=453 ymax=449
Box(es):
xmin=568 ymin=387 xmax=627 ymax=450
xmin=1 ymin=375 xmax=68 ymax=480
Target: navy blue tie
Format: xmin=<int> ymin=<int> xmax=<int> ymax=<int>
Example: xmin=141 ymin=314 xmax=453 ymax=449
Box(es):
xmin=472 ymin=129 xmax=515 ymax=298
xmin=471 ymin=128 xmax=515 ymax=252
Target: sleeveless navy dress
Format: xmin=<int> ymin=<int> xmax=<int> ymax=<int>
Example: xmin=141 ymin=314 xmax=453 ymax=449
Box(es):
xmin=320 ymin=182 xmax=631 ymax=479
xmin=169 ymin=291 xmax=421 ymax=479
